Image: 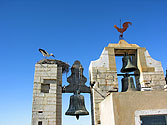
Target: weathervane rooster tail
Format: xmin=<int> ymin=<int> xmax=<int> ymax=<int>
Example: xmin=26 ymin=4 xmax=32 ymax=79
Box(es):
xmin=114 ymin=22 xmax=132 ymax=39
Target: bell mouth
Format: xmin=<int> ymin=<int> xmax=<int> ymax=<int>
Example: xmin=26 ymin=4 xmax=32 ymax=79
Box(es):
xmin=121 ymin=67 xmax=137 ymax=73
xmin=65 ymin=111 xmax=89 ymax=120
xmin=65 ymin=110 xmax=89 ymax=116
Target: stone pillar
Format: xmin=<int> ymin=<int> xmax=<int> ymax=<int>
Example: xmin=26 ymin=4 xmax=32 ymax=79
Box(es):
xmin=31 ymin=63 xmax=62 ymax=125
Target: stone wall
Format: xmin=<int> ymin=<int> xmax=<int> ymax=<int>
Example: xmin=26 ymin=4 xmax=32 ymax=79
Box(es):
xmin=89 ymin=49 xmax=118 ymax=125
xmin=139 ymin=50 xmax=166 ymax=90
xmin=31 ymin=63 xmax=62 ymax=125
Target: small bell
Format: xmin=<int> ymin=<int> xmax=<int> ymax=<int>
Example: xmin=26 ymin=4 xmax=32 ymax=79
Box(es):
xmin=65 ymin=92 xmax=89 ymax=120
xmin=121 ymin=74 xmax=137 ymax=92
xmin=121 ymin=53 xmax=137 ymax=73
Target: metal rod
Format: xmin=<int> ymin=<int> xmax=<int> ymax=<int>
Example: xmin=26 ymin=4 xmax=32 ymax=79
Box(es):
xmin=92 ymin=87 xmax=105 ymax=99
xmin=117 ymin=74 xmax=139 ymax=77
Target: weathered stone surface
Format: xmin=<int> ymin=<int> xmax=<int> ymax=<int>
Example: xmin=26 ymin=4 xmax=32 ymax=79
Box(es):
xmin=89 ymin=48 xmax=118 ymax=125
xmin=31 ymin=62 xmax=62 ymax=125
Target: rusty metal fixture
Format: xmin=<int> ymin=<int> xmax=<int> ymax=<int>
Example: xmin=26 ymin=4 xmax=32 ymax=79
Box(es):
xmin=114 ymin=22 xmax=132 ymax=39
xmin=65 ymin=91 xmax=89 ymax=120
xmin=120 ymin=53 xmax=137 ymax=73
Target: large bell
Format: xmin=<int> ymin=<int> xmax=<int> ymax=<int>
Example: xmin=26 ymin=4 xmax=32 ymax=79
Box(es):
xmin=65 ymin=93 xmax=89 ymax=120
xmin=121 ymin=53 xmax=137 ymax=73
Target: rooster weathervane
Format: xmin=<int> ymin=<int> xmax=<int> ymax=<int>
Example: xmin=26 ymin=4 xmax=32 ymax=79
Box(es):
xmin=114 ymin=21 xmax=132 ymax=39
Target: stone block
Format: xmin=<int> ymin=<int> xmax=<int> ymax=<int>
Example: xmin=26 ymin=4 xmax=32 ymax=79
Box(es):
xmin=33 ymin=77 xmax=41 ymax=82
xmin=48 ymin=119 xmax=56 ymax=122
xmin=33 ymin=82 xmax=41 ymax=88
xmin=44 ymin=105 xmax=56 ymax=111
xmin=33 ymin=93 xmax=45 ymax=97
xmin=47 ymin=97 xmax=57 ymax=102
xmin=32 ymin=105 xmax=44 ymax=111
xmin=50 ymin=84 xmax=57 ymax=88
xmin=44 ymin=93 xmax=56 ymax=97
xmin=49 ymin=89 xmax=57 ymax=94
xmin=47 ymin=101 xmax=56 ymax=105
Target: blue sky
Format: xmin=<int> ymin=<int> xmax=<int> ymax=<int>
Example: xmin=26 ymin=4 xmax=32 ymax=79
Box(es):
xmin=0 ymin=0 xmax=167 ymax=125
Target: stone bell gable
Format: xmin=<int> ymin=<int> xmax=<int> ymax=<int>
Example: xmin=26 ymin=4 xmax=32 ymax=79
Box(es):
xmin=89 ymin=40 xmax=166 ymax=125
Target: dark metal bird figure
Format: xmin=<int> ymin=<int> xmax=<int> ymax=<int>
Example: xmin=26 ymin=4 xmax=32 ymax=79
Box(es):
xmin=114 ymin=22 xmax=132 ymax=39
xmin=39 ymin=48 xmax=55 ymax=59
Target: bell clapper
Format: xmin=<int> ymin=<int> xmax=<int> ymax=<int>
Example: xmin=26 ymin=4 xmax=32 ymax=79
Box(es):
xmin=76 ymin=115 xmax=79 ymax=120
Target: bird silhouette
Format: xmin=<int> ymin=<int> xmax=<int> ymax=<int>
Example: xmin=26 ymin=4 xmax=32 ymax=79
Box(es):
xmin=39 ymin=48 xmax=55 ymax=59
